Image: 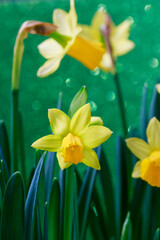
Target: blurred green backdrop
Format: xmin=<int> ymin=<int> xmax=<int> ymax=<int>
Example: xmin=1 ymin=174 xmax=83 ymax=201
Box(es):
xmin=0 ymin=0 xmax=160 ymax=181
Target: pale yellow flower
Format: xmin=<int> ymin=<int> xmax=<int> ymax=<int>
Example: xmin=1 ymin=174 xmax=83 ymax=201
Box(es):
xmin=32 ymin=104 xmax=112 ymax=170
xmin=126 ymin=117 xmax=160 ymax=187
xmin=79 ymin=8 xmax=135 ymax=72
xmin=37 ymin=0 xmax=105 ymax=77
xmin=156 ymin=84 xmax=160 ymax=94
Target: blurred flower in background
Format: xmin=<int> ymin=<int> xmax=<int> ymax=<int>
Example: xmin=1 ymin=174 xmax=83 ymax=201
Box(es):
xmin=126 ymin=117 xmax=160 ymax=187
xmin=37 ymin=0 xmax=105 ymax=77
xmin=80 ymin=7 xmax=135 ymax=73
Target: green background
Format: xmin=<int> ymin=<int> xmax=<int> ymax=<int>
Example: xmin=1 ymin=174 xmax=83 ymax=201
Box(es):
xmin=0 ymin=0 xmax=160 ymax=181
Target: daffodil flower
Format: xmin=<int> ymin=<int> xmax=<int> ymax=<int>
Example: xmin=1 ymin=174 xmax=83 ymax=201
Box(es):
xmin=37 ymin=0 xmax=105 ymax=77
xmin=126 ymin=117 xmax=160 ymax=187
xmin=32 ymin=104 xmax=112 ymax=170
xmin=156 ymin=83 xmax=160 ymax=94
xmin=79 ymin=8 xmax=135 ymax=73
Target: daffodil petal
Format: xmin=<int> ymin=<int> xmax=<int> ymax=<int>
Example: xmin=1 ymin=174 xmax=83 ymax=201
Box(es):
xmin=112 ymin=19 xmax=132 ymax=40
xmin=37 ymin=58 xmax=62 ymax=78
xmin=91 ymin=9 xmax=106 ymax=41
xmin=70 ymin=104 xmax=91 ymax=135
xmin=67 ymin=36 xmax=105 ymax=70
xmin=53 ymin=9 xmax=72 ymax=36
xmin=99 ymin=52 xmax=114 ymax=72
xmin=132 ymin=161 xmax=141 ymax=178
xmin=146 ymin=117 xmax=160 ymax=149
xmin=31 ymin=135 xmax=62 ymax=151
xmin=38 ymin=38 xmax=64 ymax=59
xmin=48 ymin=109 xmax=70 ymax=136
xmin=79 ymin=25 xmax=95 ymax=41
xmin=68 ymin=0 xmax=77 ymax=34
xmin=82 ymin=148 xmax=100 ymax=170
xmin=126 ymin=137 xmax=151 ymax=160
xmin=140 ymin=158 xmax=160 ymax=187
xmin=156 ymin=84 xmax=160 ymax=94
xmin=81 ymin=126 xmax=112 ymax=148
xmin=57 ymin=151 xmax=72 ymax=169
xmin=112 ymin=39 xmax=135 ymax=56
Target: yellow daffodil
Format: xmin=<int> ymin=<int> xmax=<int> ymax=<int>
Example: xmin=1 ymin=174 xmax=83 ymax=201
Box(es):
xmin=126 ymin=117 xmax=160 ymax=187
xmin=32 ymin=104 xmax=112 ymax=170
xmin=79 ymin=8 xmax=135 ymax=73
xmin=156 ymin=83 xmax=160 ymax=94
xmin=37 ymin=0 xmax=105 ymax=77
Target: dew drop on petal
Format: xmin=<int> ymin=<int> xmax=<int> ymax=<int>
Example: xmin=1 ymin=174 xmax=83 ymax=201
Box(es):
xmin=105 ymin=91 xmax=116 ymax=102
xmin=32 ymin=100 xmax=41 ymax=111
xmin=91 ymin=67 xmax=100 ymax=76
xmin=89 ymin=101 xmax=97 ymax=112
xmin=149 ymin=58 xmax=159 ymax=68
xmin=66 ymin=78 xmax=72 ymax=87
xmin=144 ymin=4 xmax=152 ymax=12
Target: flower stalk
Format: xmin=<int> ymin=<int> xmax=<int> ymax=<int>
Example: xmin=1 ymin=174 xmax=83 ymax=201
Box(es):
xmin=101 ymin=14 xmax=128 ymax=137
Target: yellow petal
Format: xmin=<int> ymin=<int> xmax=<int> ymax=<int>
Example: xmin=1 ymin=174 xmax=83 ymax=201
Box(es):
xmin=156 ymin=84 xmax=160 ymax=94
xmin=91 ymin=10 xmax=106 ymax=41
xmin=79 ymin=24 xmax=96 ymax=42
xmin=57 ymin=151 xmax=72 ymax=169
xmin=147 ymin=117 xmax=160 ymax=149
xmin=126 ymin=138 xmax=151 ymax=160
xmin=82 ymin=148 xmax=100 ymax=170
xmin=67 ymin=36 xmax=105 ymax=70
xmin=81 ymin=126 xmax=112 ymax=148
xmin=38 ymin=38 xmax=64 ymax=59
xmin=48 ymin=109 xmax=70 ymax=136
xmin=53 ymin=9 xmax=72 ymax=36
xmin=31 ymin=135 xmax=62 ymax=152
xmin=89 ymin=116 xmax=103 ymax=126
xmin=99 ymin=52 xmax=114 ymax=72
xmin=68 ymin=0 xmax=77 ymax=34
xmin=112 ymin=19 xmax=132 ymax=40
xmin=132 ymin=161 xmax=141 ymax=178
xmin=70 ymin=104 xmax=91 ymax=135
xmin=112 ymin=39 xmax=135 ymax=56
xmin=140 ymin=158 xmax=160 ymax=187
xmin=37 ymin=58 xmax=62 ymax=78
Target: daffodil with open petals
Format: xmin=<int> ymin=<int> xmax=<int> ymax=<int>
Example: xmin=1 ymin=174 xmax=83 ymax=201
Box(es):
xmin=79 ymin=8 xmax=135 ymax=73
xmin=126 ymin=117 xmax=160 ymax=187
xmin=37 ymin=0 xmax=105 ymax=77
xmin=32 ymin=104 xmax=112 ymax=170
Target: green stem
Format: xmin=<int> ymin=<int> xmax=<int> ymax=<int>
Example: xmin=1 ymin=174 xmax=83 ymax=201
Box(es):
xmin=63 ymin=166 xmax=74 ymax=240
xmin=11 ymin=90 xmax=19 ymax=173
xmin=113 ymin=72 xmax=128 ymax=137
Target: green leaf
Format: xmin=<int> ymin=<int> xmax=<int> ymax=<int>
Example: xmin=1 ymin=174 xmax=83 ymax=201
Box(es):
xmin=47 ymin=178 xmax=60 ymax=240
xmin=73 ymin=173 xmax=79 ymax=240
xmin=68 ymin=86 xmax=88 ymax=118
xmin=25 ymin=152 xmax=45 ymax=240
xmin=140 ymin=84 xmax=148 ymax=141
xmin=149 ymin=85 xmax=160 ymax=120
xmin=116 ymin=137 xmax=129 ymax=239
xmin=78 ymin=146 xmax=101 ymax=240
xmin=0 ymin=120 xmax=10 ymax=172
xmin=1 ymin=172 xmax=24 ymax=240
xmin=154 ymin=229 xmax=160 ymax=240
xmin=121 ymin=212 xmax=132 ymax=240
xmin=63 ymin=166 xmax=75 ymax=240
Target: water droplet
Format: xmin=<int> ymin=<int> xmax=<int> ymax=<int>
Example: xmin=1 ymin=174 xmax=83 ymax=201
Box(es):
xmin=128 ymin=16 xmax=134 ymax=24
xmin=100 ymin=72 xmax=108 ymax=80
xmin=32 ymin=100 xmax=41 ymax=111
xmin=127 ymin=126 xmax=132 ymax=133
xmin=144 ymin=4 xmax=152 ymax=12
xmin=66 ymin=78 xmax=72 ymax=87
xmin=149 ymin=58 xmax=159 ymax=68
xmin=116 ymin=63 xmax=124 ymax=73
xmin=88 ymin=101 xmax=97 ymax=112
xmin=105 ymin=91 xmax=116 ymax=102
xmin=91 ymin=67 xmax=100 ymax=76
xmin=97 ymin=4 xmax=106 ymax=12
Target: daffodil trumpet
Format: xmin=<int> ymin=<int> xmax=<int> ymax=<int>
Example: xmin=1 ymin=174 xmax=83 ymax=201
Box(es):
xmin=32 ymin=104 xmax=112 ymax=170
xmin=126 ymin=117 xmax=160 ymax=187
